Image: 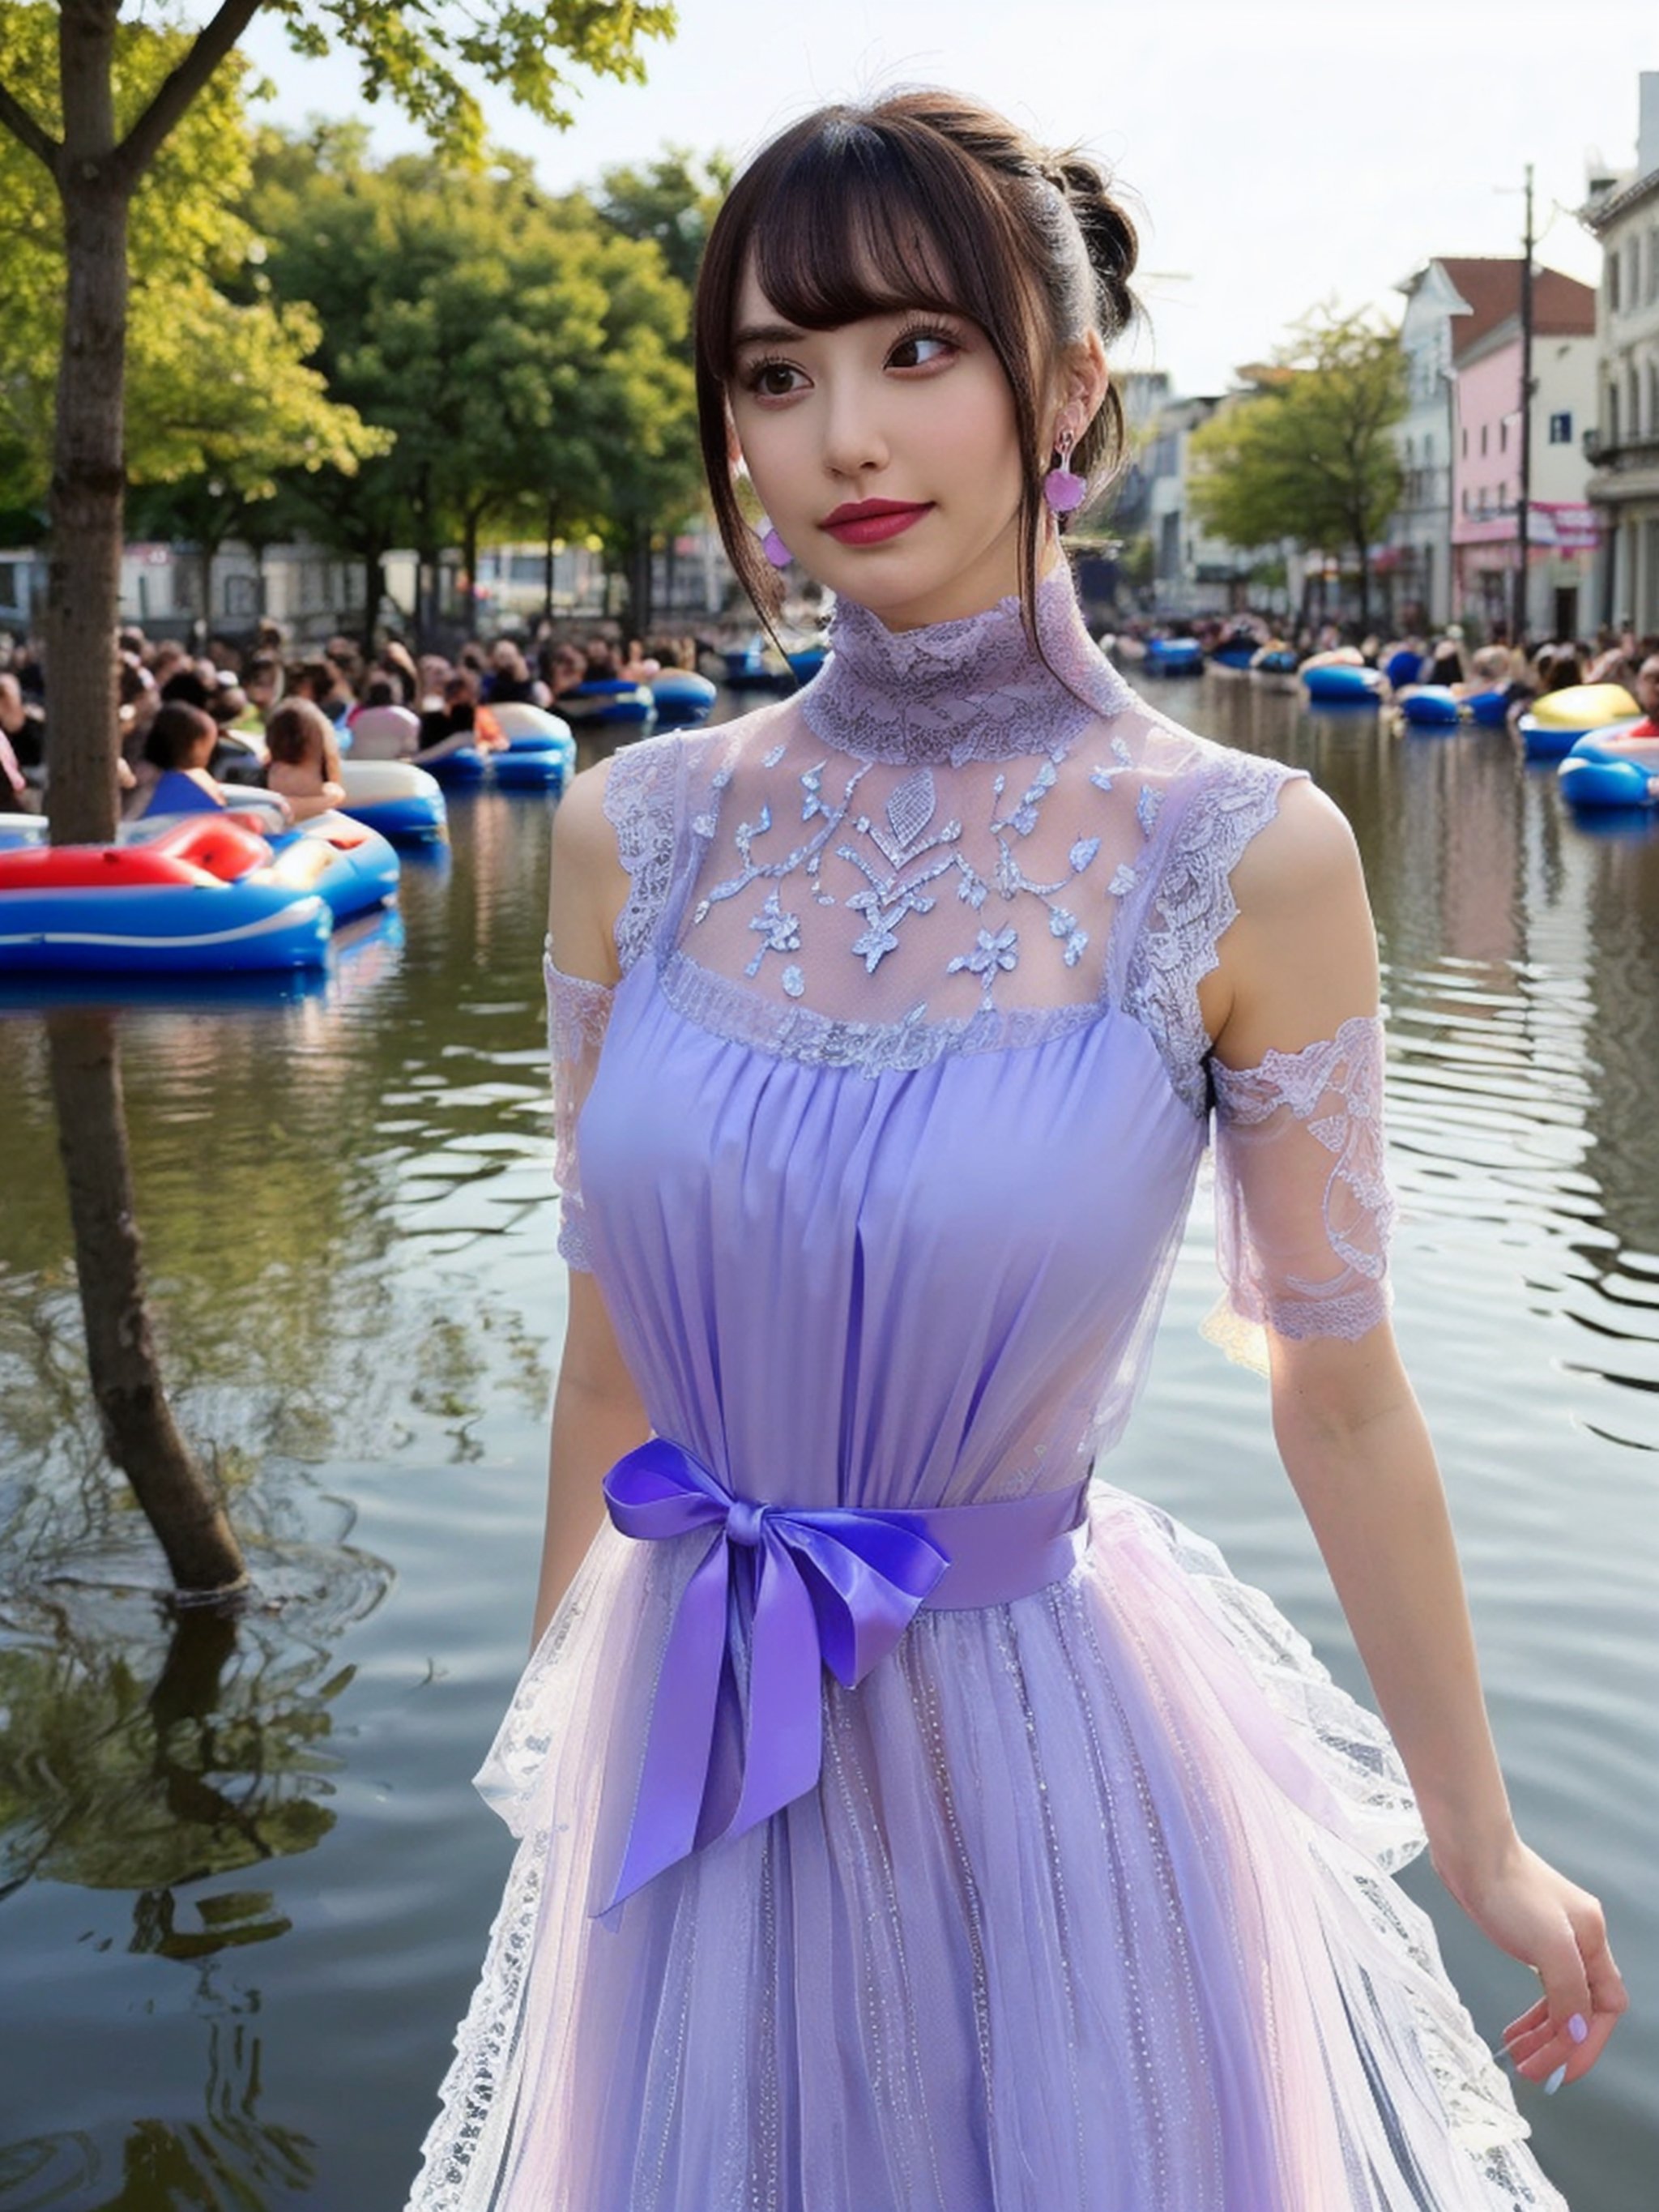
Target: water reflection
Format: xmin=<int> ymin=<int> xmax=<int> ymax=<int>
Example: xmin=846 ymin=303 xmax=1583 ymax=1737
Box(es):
xmin=2 ymin=2002 xmax=316 ymax=2208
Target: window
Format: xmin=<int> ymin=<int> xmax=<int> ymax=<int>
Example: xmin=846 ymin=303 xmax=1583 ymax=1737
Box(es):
xmin=1650 ymin=228 xmax=1659 ymax=305
xmin=1650 ymin=365 xmax=1659 ymax=437
xmin=1609 ymin=252 xmax=1621 ymax=313
xmin=1461 ymin=425 xmax=1469 ymax=457
xmin=1500 ymin=418 xmax=1508 ymax=452
xmin=1499 ymin=481 xmax=1508 ymax=510
xmin=1549 ymin=411 xmax=1573 ymax=443
xmin=1630 ymin=366 xmax=1641 ymax=435
xmin=1610 ymin=385 xmax=1621 ymax=442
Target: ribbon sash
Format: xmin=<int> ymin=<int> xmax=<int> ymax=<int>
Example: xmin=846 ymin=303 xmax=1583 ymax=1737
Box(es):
xmin=595 ymin=1437 xmax=1089 ymax=1915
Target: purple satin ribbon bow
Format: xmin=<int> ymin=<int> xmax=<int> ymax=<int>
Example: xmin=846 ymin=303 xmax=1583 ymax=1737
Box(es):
xmin=595 ymin=1437 xmax=1089 ymax=1915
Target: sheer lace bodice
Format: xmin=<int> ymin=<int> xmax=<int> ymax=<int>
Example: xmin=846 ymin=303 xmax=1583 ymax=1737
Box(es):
xmin=545 ymin=569 xmax=1395 ymax=1363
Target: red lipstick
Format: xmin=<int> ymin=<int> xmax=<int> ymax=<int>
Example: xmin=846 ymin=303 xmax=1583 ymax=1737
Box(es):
xmin=819 ymin=499 xmax=932 ymax=546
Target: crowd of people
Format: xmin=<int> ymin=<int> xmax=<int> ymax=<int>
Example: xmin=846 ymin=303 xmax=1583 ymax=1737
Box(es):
xmin=6 ymin=607 xmax=1657 ymax=821
xmin=1127 ymin=609 xmax=1659 ymax=736
xmin=0 ymin=621 xmax=706 ymax=818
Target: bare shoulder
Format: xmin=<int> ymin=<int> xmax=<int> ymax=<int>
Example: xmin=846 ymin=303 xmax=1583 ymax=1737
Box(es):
xmin=1226 ymin=771 xmax=1364 ymax=925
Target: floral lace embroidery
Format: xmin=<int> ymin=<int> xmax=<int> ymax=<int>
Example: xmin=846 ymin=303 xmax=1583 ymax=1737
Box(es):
xmin=1212 ymin=1013 xmax=1395 ymax=1342
xmin=801 ymin=566 xmax=1132 ymax=767
xmin=1124 ymin=751 xmax=1307 ymax=1117
xmin=545 ymin=950 xmax=613 ymax=1270
xmin=601 ymin=738 xmax=683 ymax=975
xmin=689 ymin=749 xmax=1130 ymax=1014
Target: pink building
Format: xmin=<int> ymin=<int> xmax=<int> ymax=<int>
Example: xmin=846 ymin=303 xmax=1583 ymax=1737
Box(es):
xmin=1451 ymin=270 xmax=1597 ymax=637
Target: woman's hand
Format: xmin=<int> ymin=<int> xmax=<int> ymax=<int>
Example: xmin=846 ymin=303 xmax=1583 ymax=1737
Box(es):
xmin=1434 ymin=1833 xmax=1627 ymax=2089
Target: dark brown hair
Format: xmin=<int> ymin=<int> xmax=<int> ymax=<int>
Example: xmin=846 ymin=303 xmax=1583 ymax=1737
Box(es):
xmin=143 ymin=701 xmax=216 ymax=770
xmin=693 ymin=90 xmax=1139 ymax=638
xmin=265 ymin=697 xmax=342 ymax=781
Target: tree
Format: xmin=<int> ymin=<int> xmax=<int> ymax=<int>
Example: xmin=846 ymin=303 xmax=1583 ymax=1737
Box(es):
xmin=248 ymin=127 xmax=704 ymax=646
xmin=0 ymin=0 xmax=675 ymax=1599
xmin=595 ymin=144 xmax=731 ymax=291
xmin=1188 ymin=307 xmax=1405 ymax=630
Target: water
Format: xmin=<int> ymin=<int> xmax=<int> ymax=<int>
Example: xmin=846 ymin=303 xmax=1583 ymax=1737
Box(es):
xmin=0 ymin=677 xmax=1654 ymax=2210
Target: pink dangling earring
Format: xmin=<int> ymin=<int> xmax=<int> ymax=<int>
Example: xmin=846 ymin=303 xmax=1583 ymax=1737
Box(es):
xmin=757 ymin=518 xmax=792 ymax=569
xmin=1044 ymin=429 xmax=1086 ymax=515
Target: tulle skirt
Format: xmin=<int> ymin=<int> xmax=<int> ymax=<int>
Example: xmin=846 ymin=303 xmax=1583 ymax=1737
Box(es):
xmin=405 ymin=1482 xmax=1565 ymax=2211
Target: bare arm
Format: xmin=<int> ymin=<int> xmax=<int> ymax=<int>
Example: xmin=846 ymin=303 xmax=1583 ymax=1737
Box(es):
xmin=530 ymin=761 xmax=650 ymax=1650
xmin=1201 ymin=778 xmax=1627 ymax=2090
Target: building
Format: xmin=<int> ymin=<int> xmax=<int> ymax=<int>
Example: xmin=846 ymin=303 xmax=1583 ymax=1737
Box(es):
xmin=1582 ymin=71 xmax=1659 ymax=633
xmin=1392 ymin=258 xmax=1597 ymax=630
xmin=1145 ymin=394 xmax=1256 ymax=616
xmin=1449 ymin=271 xmax=1597 ymax=638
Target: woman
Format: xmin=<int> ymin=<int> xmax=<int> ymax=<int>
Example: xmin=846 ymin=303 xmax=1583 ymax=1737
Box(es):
xmin=408 ymin=92 xmax=1623 ymax=2210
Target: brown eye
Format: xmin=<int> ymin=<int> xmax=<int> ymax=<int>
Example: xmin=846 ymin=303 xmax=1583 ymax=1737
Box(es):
xmin=889 ymin=329 xmax=957 ymax=370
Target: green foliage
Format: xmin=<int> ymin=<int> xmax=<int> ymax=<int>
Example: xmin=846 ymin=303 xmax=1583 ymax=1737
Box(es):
xmin=247 ymin=125 xmax=705 ymax=589
xmin=264 ymin=0 xmax=677 ymax=165
xmin=0 ymin=6 xmax=382 ymax=509
xmin=1188 ymin=307 xmax=1405 ymax=565
xmin=596 ymin=144 xmax=732 ymax=289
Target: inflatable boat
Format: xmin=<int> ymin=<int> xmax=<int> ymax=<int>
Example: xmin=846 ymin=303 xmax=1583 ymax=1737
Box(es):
xmin=1519 ymin=684 xmax=1640 ymax=762
xmin=1302 ymin=664 xmax=1386 ymax=704
xmin=337 ymin=760 xmax=448 ymax=842
xmin=650 ymin=671 xmax=719 ymax=727
xmin=1559 ymin=727 xmax=1659 ymax=810
xmin=1398 ymin=686 xmax=1461 ymax=728
xmin=0 ymin=814 xmax=333 ymax=972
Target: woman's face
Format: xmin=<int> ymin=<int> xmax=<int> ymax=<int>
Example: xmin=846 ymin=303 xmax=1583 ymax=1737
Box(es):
xmin=727 ymin=257 xmax=1043 ymax=632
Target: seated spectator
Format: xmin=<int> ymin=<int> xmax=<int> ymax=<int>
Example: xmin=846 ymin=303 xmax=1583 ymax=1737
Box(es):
xmin=585 ymin=635 xmax=620 ymax=681
xmin=265 ymin=698 xmax=347 ymax=820
xmin=1 ymin=670 xmax=48 ymax=780
xmin=1622 ymin=653 xmax=1659 ymax=739
xmin=544 ymin=642 xmax=588 ymax=698
xmin=483 ymin=639 xmax=537 ymax=704
xmin=348 ymin=676 xmax=422 ymax=761
xmin=412 ymin=671 xmax=506 ymax=762
xmin=126 ymin=702 xmax=233 ymax=818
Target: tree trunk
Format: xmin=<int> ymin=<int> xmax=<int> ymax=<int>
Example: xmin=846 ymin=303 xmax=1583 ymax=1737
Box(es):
xmin=45 ymin=7 xmax=126 ymax=850
xmin=462 ymin=509 xmax=480 ymax=635
xmin=40 ymin=2 xmax=247 ymax=1600
xmin=1354 ymin=540 xmax=1371 ymax=633
xmin=46 ymin=1011 xmax=248 ymax=1595
xmin=361 ymin=542 xmax=386 ymax=651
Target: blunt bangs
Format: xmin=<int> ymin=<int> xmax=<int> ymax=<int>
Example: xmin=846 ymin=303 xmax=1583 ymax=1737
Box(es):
xmin=719 ymin=122 xmax=1012 ymax=368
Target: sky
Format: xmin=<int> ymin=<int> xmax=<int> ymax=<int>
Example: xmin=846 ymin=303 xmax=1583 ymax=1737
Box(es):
xmin=237 ymin=0 xmax=1655 ymax=397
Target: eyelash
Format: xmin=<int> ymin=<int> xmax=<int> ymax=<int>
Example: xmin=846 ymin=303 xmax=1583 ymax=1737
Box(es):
xmin=739 ymin=320 xmax=964 ymax=398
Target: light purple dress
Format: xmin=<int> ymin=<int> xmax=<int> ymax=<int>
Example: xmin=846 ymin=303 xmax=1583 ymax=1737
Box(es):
xmin=408 ymin=573 xmax=1565 ymax=2210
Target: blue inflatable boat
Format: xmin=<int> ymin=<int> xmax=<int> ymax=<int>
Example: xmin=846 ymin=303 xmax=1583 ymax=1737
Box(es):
xmin=1559 ymin=731 xmax=1659 ymax=809
xmin=650 ymin=671 xmax=719 ymax=727
xmin=1399 ymin=687 xmax=1462 ymax=728
xmin=1303 ymin=664 xmax=1385 ymax=704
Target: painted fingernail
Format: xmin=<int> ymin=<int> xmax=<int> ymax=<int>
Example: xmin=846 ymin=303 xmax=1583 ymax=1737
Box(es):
xmin=1567 ymin=2014 xmax=1589 ymax=2044
xmin=1544 ymin=2063 xmax=1567 ymax=2095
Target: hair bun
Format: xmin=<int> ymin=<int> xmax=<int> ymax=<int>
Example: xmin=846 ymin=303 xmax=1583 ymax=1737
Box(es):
xmin=1041 ymin=151 xmax=1138 ymax=338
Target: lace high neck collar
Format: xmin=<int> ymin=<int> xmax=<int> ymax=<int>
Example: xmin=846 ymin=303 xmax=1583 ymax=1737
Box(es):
xmin=799 ymin=566 xmax=1132 ymax=767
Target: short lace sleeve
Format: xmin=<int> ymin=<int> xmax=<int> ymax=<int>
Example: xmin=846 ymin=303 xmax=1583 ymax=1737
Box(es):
xmin=1209 ymin=1013 xmax=1396 ymax=1349
xmin=545 ymin=946 xmax=613 ymax=1271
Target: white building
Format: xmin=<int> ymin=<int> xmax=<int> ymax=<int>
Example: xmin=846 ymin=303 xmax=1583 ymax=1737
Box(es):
xmin=1145 ymin=395 xmax=1255 ymax=616
xmin=1583 ymin=71 xmax=1659 ymax=631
